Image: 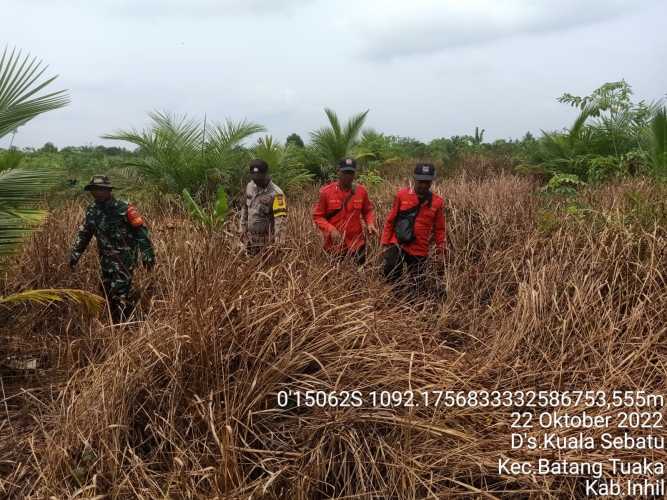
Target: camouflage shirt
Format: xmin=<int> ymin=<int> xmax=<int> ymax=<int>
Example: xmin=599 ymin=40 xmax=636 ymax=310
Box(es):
xmin=70 ymin=198 xmax=155 ymax=269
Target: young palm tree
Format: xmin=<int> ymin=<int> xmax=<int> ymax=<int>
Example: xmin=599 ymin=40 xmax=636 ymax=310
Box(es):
xmin=354 ymin=129 xmax=401 ymax=164
xmin=472 ymin=126 xmax=485 ymax=146
xmin=0 ymin=47 xmax=101 ymax=310
xmin=252 ymin=135 xmax=313 ymax=191
xmin=103 ymin=112 xmax=265 ymax=199
xmin=531 ymin=82 xmax=663 ymax=180
xmin=0 ymin=47 xmax=70 ymax=258
xmin=310 ymin=108 xmax=369 ymax=178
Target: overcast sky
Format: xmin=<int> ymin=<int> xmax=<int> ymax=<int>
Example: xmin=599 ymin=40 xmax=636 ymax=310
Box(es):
xmin=3 ymin=0 xmax=666 ymax=148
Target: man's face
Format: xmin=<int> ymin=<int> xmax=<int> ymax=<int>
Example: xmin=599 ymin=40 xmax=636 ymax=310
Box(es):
xmin=89 ymin=188 xmax=112 ymax=202
xmin=251 ymin=172 xmax=269 ymax=188
xmin=338 ymin=170 xmax=355 ymax=188
xmin=415 ymin=180 xmax=432 ymax=197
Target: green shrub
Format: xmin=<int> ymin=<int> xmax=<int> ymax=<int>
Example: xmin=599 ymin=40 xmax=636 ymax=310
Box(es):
xmin=182 ymin=186 xmax=228 ymax=228
xmin=621 ymin=150 xmax=650 ymax=176
xmin=357 ymin=168 xmax=384 ymax=187
xmin=587 ymin=155 xmax=625 ymax=183
xmin=0 ymin=149 xmax=23 ymax=172
xmin=542 ymin=173 xmax=586 ymax=196
xmin=536 ymin=209 xmax=560 ymax=234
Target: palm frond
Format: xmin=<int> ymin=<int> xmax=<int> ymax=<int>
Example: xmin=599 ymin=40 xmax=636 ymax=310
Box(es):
xmin=101 ymin=129 xmax=155 ymax=152
xmin=181 ymin=188 xmax=210 ymax=226
xmin=103 ymin=111 xmax=202 ymax=155
xmin=151 ymin=111 xmax=202 ymax=148
xmin=353 ymin=151 xmax=376 ymax=161
xmin=539 ymin=131 xmax=571 ymax=159
xmin=569 ymin=106 xmax=593 ymax=145
xmin=324 ymin=108 xmax=341 ymax=137
xmin=0 ymin=288 xmax=104 ymax=313
xmin=253 ymin=135 xmax=283 ymax=169
xmin=0 ymin=166 xmax=60 ymax=204
xmin=310 ymin=109 xmax=370 ymax=169
xmin=0 ymin=210 xmax=47 ymax=258
xmin=209 ymin=119 xmax=265 ymax=150
xmin=250 ymin=138 xmax=313 ymax=191
xmin=0 ymin=166 xmax=61 ymax=259
xmin=0 ymin=47 xmax=69 ymax=139
xmin=342 ymin=110 xmax=369 ymax=146
xmin=104 ymin=111 xmax=265 ymax=198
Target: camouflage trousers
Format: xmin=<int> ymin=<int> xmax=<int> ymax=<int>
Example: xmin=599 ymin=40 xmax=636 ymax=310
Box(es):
xmin=100 ymin=256 xmax=136 ymax=322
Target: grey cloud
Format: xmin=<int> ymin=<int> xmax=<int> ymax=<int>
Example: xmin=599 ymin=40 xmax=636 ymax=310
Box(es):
xmin=354 ymin=0 xmax=654 ymax=60
xmin=3 ymin=0 xmax=664 ymax=148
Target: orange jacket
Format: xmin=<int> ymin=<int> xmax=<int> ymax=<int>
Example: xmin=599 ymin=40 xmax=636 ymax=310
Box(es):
xmin=381 ymin=188 xmax=446 ymax=257
xmin=313 ymin=182 xmax=375 ymax=252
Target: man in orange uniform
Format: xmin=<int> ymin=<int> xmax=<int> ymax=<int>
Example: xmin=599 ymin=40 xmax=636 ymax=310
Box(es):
xmin=313 ymin=158 xmax=377 ymax=265
xmin=381 ymin=163 xmax=446 ymax=296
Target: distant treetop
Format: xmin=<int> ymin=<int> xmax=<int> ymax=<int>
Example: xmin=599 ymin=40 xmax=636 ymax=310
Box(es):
xmin=285 ymin=133 xmax=304 ymax=148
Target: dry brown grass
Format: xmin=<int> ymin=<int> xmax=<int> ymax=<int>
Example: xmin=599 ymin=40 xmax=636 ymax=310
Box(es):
xmin=1 ymin=172 xmax=666 ymax=498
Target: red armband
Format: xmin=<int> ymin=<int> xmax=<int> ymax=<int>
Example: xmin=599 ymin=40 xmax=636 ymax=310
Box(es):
xmin=127 ymin=204 xmax=145 ymax=227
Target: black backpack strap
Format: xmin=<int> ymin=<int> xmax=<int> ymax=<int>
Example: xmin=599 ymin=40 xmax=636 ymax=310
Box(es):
xmin=397 ymin=192 xmax=430 ymax=217
xmin=397 ymin=203 xmax=420 ymax=218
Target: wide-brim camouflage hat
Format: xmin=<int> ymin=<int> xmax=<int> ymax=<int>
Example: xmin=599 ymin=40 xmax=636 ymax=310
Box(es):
xmin=84 ymin=175 xmax=113 ymax=190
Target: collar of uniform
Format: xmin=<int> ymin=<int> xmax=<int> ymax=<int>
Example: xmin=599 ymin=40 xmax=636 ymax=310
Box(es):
xmin=414 ymin=189 xmax=432 ymax=204
xmin=336 ymin=182 xmax=354 ymax=193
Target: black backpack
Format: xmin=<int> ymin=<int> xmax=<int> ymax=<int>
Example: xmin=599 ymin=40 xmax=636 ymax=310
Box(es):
xmin=394 ymin=192 xmax=432 ymax=244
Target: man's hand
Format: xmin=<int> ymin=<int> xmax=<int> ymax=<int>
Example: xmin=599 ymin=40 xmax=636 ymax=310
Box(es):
xmin=367 ymin=223 xmax=379 ymax=237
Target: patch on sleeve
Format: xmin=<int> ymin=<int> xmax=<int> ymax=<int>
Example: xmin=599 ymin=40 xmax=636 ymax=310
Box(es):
xmin=126 ymin=204 xmax=145 ymax=227
xmin=272 ymin=194 xmax=287 ymax=216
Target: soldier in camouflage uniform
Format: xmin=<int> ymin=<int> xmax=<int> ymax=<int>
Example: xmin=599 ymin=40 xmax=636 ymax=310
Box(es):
xmin=69 ymin=175 xmax=156 ymax=322
xmin=240 ymin=159 xmax=287 ymax=255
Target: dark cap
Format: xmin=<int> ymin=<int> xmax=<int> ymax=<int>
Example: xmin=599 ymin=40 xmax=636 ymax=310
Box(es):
xmin=249 ymin=159 xmax=269 ymax=174
xmin=338 ymin=158 xmax=357 ymax=172
xmin=414 ymin=163 xmax=435 ymax=181
xmin=84 ymin=174 xmax=113 ymax=190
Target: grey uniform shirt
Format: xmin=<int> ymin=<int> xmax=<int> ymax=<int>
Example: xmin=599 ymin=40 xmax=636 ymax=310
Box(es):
xmin=240 ymin=180 xmax=287 ymax=245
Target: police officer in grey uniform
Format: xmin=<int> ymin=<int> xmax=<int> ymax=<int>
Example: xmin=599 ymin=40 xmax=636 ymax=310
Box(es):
xmin=240 ymin=159 xmax=287 ymax=255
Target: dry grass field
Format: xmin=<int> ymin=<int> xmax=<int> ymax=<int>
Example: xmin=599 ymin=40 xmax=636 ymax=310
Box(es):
xmin=1 ymin=169 xmax=666 ymax=498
